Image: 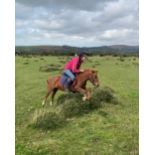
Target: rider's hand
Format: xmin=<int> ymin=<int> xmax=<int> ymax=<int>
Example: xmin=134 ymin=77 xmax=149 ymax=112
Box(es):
xmin=80 ymin=69 xmax=84 ymax=72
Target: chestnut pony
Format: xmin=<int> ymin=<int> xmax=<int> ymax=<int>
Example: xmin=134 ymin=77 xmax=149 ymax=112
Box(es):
xmin=42 ymin=69 xmax=99 ymax=106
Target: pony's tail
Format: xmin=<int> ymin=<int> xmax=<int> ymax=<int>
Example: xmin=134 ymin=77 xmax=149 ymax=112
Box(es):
xmin=47 ymin=76 xmax=52 ymax=83
xmin=47 ymin=76 xmax=53 ymax=91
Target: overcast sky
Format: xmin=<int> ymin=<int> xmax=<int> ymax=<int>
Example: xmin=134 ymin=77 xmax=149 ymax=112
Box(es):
xmin=15 ymin=0 xmax=139 ymax=47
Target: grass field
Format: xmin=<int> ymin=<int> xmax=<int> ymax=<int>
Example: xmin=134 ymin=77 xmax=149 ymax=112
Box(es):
xmin=16 ymin=55 xmax=139 ymax=155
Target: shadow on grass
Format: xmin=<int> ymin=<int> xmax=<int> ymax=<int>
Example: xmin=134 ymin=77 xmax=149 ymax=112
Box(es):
xmin=29 ymin=87 xmax=119 ymax=131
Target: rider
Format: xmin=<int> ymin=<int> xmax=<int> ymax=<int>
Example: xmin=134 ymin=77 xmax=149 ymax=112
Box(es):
xmin=63 ymin=52 xmax=87 ymax=90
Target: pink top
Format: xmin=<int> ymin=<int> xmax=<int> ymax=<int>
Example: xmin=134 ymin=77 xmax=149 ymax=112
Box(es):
xmin=64 ymin=56 xmax=81 ymax=73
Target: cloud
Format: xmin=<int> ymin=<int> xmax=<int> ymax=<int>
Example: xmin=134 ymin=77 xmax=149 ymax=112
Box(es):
xmin=16 ymin=0 xmax=116 ymax=11
xmin=15 ymin=0 xmax=139 ymax=46
xmin=101 ymin=29 xmax=132 ymax=39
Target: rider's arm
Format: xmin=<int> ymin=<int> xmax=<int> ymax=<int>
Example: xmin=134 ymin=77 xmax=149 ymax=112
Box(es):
xmin=72 ymin=57 xmax=81 ymax=73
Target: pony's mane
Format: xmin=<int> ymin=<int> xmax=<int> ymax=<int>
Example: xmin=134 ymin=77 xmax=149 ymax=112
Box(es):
xmin=84 ymin=69 xmax=97 ymax=73
xmin=77 ymin=69 xmax=97 ymax=76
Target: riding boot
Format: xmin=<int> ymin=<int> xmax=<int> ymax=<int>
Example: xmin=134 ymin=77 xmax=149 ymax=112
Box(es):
xmin=64 ymin=78 xmax=72 ymax=92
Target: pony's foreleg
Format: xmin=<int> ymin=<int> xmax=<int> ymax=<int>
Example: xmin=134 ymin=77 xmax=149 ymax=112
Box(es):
xmin=83 ymin=88 xmax=91 ymax=101
xmin=86 ymin=88 xmax=92 ymax=100
xmin=50 ymin=88 xmax=58 ymax=106
xmin=42 ymin=90 xmax=52 ymax=107
xmin=74 ymin=86 xmax=87 ymax=101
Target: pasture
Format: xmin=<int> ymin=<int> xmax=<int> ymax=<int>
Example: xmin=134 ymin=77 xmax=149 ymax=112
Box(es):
xmin=16 ymin=55 xmax=139 ymax=155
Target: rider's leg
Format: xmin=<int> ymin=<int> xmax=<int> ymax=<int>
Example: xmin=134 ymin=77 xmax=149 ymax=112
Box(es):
xmin=64 ymin=70 xmax=75 ymax=90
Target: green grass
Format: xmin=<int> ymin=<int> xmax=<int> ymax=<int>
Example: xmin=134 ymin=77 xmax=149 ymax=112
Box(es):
xmin=16 ymin=55 xmax=139 ymax=155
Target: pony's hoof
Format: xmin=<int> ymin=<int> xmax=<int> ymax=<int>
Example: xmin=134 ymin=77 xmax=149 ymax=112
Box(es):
xmin=50 ymin=101 xmax=53 ymax=106
xmin=42 ymin=100 xmax=45 ymax=107
xmin=82 ymin=96 xmax=87 ymax=101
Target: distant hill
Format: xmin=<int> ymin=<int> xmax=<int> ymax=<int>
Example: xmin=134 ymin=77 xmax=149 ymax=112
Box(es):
xmin=109 ymin=45 xmax=139 ymax=52
xmin=15 ymin=45 xmax=139 ymax=56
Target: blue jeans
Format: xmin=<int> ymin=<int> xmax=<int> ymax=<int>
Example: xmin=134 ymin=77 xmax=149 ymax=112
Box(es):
xmin=64 ymin=70 xmax=75 ymax=81
xmin=63 ymin=70 xmax=75 ymax=89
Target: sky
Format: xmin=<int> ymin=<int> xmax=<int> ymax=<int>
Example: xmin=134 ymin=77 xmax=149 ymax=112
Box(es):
xmin=15 ymin=0 xmax=139 ymax=47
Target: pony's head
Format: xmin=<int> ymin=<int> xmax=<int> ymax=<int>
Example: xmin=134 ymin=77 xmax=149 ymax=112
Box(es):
xmin=85 ymin=69 xmax=100 ymax=87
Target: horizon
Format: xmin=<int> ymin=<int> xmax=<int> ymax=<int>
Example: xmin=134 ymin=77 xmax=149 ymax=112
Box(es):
xmin=15 ymin=44 xmax=139 ymax=48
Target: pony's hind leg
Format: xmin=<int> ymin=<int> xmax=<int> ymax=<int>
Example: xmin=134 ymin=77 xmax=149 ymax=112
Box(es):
xmin=42 ymin=90 xmax=52 ymax=107
xmin=49 ymin=88 xmax=58 ymax=106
